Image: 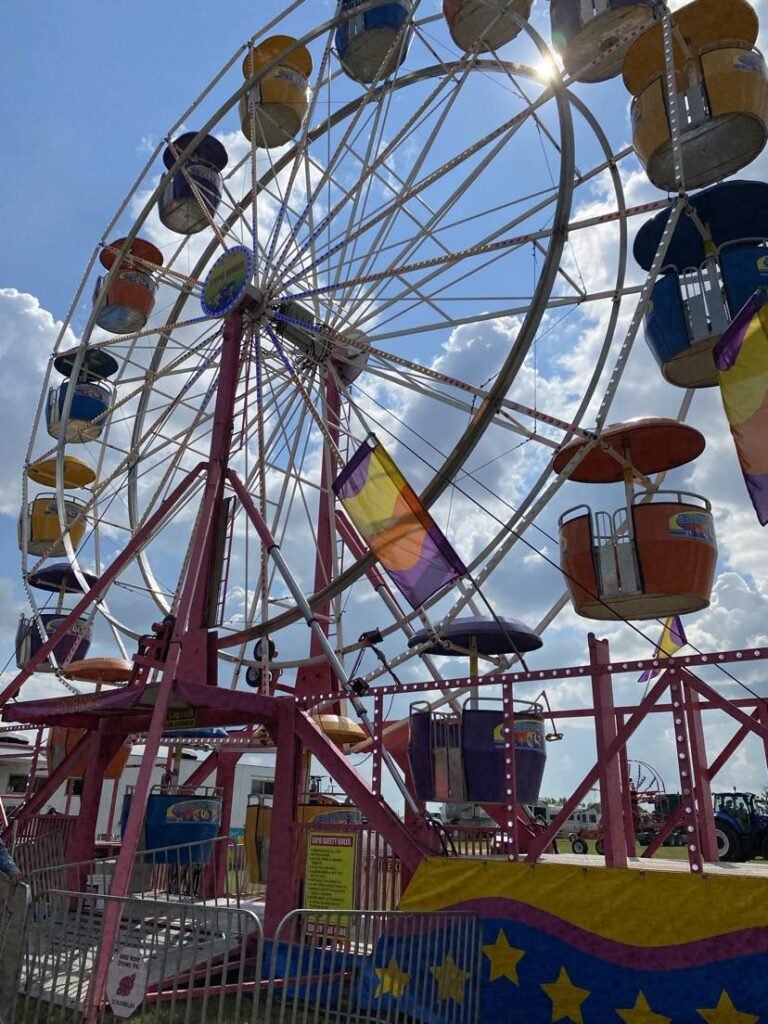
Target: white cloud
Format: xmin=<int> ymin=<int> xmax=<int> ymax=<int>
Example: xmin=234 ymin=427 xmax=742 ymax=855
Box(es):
xmin=0 ymin=289 xmax=77 ymax=515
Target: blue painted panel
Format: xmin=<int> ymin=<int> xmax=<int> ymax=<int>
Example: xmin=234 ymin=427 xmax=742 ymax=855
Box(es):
xmin=121 ymin=793 xmax=221 ymax=863
xmin=644 ymin=273 xmax=689 ymax=367
xmin=336 ymin=2 xmax=411 ymax=55
xmin=46 ymin=382 xmax=110 ymax=433
xmin=721 ymin=246 xmax=768 ymax=316
xmin=162 ymin=164 xmax=222 ymax=209
xmin=551 ymin=0 xmax=653 ymax=45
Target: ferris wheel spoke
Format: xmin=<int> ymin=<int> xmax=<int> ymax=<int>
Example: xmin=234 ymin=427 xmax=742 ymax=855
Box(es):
xmin=324 ymin=56 xmax=419 ymax=302
xmin=284 ymin=81 xmax=556 ymax=302
xmin=327 ymin=76 xmax=488 ymax=312
xmin=21 ymin=4 xmax=663 ymax=677
xmin=259 ymin=29 xmax=338 ymax=284
xmin=273 ymin=63 xmax=469 ymax=286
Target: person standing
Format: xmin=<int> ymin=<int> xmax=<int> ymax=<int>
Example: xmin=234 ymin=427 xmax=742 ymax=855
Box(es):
xmin=0 ymin=838 xmax=22 ymax=883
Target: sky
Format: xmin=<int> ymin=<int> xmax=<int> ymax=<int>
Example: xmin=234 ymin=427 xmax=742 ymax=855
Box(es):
xmin=1 ymin=0 xmax=768 ymax=811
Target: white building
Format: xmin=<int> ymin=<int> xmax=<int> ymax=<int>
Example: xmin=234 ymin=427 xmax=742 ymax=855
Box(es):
xmin=0 ymin=734 xmax=276 ymax=838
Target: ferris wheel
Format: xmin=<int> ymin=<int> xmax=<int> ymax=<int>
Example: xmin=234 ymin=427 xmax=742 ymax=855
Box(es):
xmin=14 ymin=0 xmax=768 ymax=697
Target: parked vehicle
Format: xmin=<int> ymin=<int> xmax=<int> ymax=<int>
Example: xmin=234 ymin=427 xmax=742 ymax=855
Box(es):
xmin=712 ymin=791 xmax=768 ymax=862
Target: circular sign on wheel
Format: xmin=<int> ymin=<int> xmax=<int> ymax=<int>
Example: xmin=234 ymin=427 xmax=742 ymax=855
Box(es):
xmin=201 ymin=245 xmax=252 ymax=317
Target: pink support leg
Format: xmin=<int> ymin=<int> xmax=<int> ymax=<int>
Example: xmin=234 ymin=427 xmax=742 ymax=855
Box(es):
xmin=684 ymin=677 xmax=718 ymax=862
xmin=210 ymin=752 xmax=240 ymax=898
xmin=264 ymin=701 xmax=304 ymax=937
xmin=589 ymin=634 xmax=627 ymax=868
xmin=501 ymin=684 xmax=519 ymax=861
xmin=617 ymin=714 xmax=637 ymax=857
xmin=667 ymin=672 xmax=704 ymax=873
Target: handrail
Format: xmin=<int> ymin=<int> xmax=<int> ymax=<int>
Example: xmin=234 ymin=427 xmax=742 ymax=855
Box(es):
xmin=632 ymin=489 xmax=711 ymax=511
xmin=558 ymin=503 xmax=591 ymax=528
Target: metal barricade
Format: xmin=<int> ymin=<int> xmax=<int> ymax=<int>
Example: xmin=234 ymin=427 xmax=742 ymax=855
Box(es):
xmin=11 ymin=815 xmax=77 ymax=885
xmin=18 ymin=890 xmax=264 ymax=1024
xmin=266 ymin=908 xmax=481 ymax=1024
xmin=25 ymin=836 xmax=243 ymax=905
xmin=0 ymin=875 xmax=31 ymax=1024
xmin=443 ymin=826 xmax=500 ymax=857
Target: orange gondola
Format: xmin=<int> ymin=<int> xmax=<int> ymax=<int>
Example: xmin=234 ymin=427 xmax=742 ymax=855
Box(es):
xmin=94 ymin=237 xmax=164 ymax=334
xmin=556 ymin=420 xmax=717 ymax=620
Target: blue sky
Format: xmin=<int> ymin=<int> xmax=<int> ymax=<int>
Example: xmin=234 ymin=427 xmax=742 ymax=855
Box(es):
xmin=1 ymin=0 xmax=768 ymax=805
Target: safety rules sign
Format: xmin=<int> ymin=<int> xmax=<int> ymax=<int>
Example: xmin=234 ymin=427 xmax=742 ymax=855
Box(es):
xmin=304 ymin=830 xmax=358 ymax=917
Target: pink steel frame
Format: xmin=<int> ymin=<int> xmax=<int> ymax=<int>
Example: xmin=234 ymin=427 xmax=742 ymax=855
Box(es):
xmin=5 ymin=303 xmax=768 ymax=1013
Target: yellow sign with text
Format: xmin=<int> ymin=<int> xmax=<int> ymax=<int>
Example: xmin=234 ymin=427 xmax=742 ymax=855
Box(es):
xmin=304 ymin=830 xmax=357 ymax=929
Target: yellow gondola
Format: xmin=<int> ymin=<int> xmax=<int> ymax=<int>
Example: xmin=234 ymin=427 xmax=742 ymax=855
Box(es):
xmin=27 ymin=455 xmax=96 ymax=489
xmin=623 ymin=0 xmax=768 ymax=191
xmin=240 ymin=36 xmax=313 ymax=149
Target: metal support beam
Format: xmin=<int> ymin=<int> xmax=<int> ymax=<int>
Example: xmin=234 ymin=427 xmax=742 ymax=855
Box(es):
xmin=590 ymin=635 xmax=626 ymax=868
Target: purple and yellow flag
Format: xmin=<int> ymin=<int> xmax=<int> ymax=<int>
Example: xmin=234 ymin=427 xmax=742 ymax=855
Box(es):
xmin=638 ymin=615 xmax=687 ymax=683
xmin=714 ymin=290 xmax=768 ymax=525
xmin=332 ymin=439 xmax=466 ymax=609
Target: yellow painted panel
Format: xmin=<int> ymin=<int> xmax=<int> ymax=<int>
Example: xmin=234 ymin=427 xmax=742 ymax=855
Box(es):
xmin=631 ymin=77 xmax=670 ymax=172
xmin=703 ymin=47 xmax=768 ymax=118
xmin=399 ymin=858 xmax=768 ymax=947
xmin=622 ymin=0 xmax=758 ymax=96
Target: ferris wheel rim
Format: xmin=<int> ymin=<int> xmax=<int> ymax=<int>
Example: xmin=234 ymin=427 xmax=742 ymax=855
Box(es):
xmin=110 ymin=57 xmax=577 ymax=648
xmin=23 ymin=4 xmax=646 ymax=679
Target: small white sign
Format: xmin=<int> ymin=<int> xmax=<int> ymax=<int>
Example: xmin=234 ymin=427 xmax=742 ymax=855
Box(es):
xmin=106 ymin=947 xmax=148 ymax=1019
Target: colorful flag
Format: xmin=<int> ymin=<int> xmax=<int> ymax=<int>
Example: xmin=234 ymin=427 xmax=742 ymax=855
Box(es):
xmin=714 ymin=289 xmax=768 ymax=525
xmin=638 ymin=615 xmax=688 ymax=683
xmin=332 ymin=438 xmax=466 ymax=609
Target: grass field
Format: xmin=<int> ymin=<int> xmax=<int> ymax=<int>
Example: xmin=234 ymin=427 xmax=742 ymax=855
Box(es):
xmin=565 ymin=838 xmax=690 ymax=859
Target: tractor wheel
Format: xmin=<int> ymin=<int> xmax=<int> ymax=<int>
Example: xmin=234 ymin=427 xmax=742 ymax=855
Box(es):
xmin=715 ymin=823 xmax=742 ymax=862
xmin=571 ymin=837 xmax=589 ymax=855
xmin=595 ymin=837 xmax=606 ymax=856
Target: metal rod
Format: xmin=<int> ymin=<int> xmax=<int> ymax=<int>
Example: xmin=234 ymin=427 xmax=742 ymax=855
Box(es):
xmin=227 ymin=469 xmax=420 ymax=814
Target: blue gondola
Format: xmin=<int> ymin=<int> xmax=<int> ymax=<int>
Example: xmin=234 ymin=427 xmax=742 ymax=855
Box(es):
xmin=15 ymin=612 xmax=92 ymax=673
xmin=158 ymin=133 xmax=228 ymax=235
xmin=27 ymin=562 xmax=99 ymax=593
xmin=46 ymin=379 xmax=113 ymax=442
xmin=444 ymin=0 xmax=531 ymax=53
xmin=47 ymin=350 xmax=118 ymax=442
xmin=550 ymin=0 xmax=655 ymax=82
xmin=408 ymin=701 xmax=547 ymax=805
xmin=336 ymin=0 xmax=413 ymax=83
xmin=634 ymin=180 xmax=768 ymax=387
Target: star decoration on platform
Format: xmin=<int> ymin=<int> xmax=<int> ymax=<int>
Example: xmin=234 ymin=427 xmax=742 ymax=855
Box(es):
xmin=374 ymin=957 xmax=409 ymax=998
xmin=541 ymin=967 xmax=590 ymax=1024
xmin=696 ymin=990 xmax=760 ymax=1023
xmin=482 ymin=929 xmax=525 ymax=984
xmin=430 ymin=952 xmax=471 ymax=1004
xmin=616 ymin=991 xmax=672 ymax=1024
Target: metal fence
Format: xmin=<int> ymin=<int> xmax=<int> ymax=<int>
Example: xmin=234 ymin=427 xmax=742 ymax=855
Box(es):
xmin=9 ymin=885 xmax=478 ymax=1024
xmin=0 ymin=874 xmax=31 ymax=1024
xmin=265 ymin=908 xmax=481 ymax=1024
xmin=25 ymin=836 xmax=246 ymax=905
xmin=18 ymin=890 xmax=264 ymax=1024
xmin=11 ymin=816 xmax=78 ymax=879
